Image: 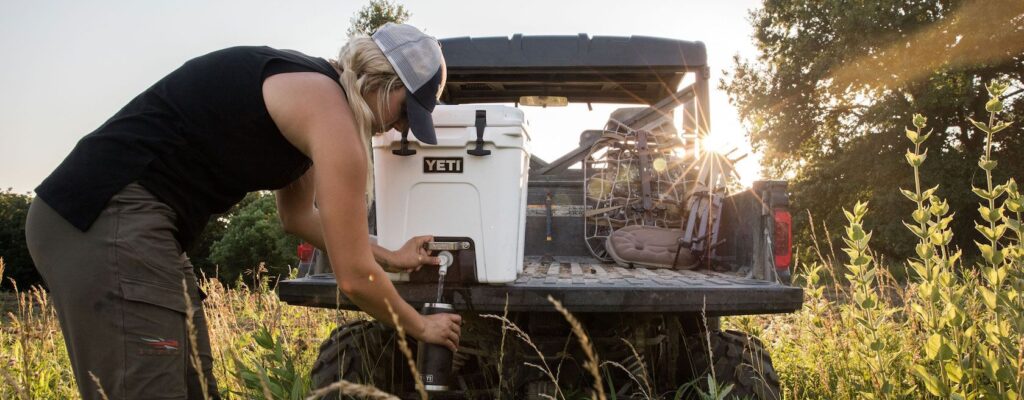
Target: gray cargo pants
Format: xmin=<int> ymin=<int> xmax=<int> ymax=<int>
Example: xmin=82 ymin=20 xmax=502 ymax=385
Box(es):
xmin=25 ymin=183 xmax=219 ymax=399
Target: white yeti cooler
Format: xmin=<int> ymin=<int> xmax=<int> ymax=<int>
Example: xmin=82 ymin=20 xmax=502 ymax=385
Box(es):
xmin=372 ymin=105 xmax=530 ymax=283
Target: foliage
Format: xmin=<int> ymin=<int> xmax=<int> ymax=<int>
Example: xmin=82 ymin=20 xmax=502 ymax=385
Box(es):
xmin=727 ymin=81 xmax=1024 ymax=399
xmin=724 ymin=0 xmax=1024 ymax=262
xmin=346 ymin=0 xmax=411 ymax=37
xmin=0 ymin=189 xmax=37 ymax=290
xmin=189 ymin=204 xmax=231 ymax=279
xmin=675 ymin=375 xmax=734 ymax=400
xmin=207 ymin=192 xmax=301 ymax=286
xmin=840 ymin=201 xmax=907 ymax=398
xmin=0 ymin=268 xmax=347 ymax=399
xmin=230 ymin=326 xmax=311 ymax=399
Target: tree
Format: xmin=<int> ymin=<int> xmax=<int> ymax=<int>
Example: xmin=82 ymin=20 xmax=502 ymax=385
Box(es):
xmin=0 ymin=189 xmax=38 ymax=290
xmin=206 ymin=192 xmax=300 ymax=285
xmin=347 ymin=0 xmax=411 ymax=37
xmin=724 ymin=0 xmax=1024 ymax=262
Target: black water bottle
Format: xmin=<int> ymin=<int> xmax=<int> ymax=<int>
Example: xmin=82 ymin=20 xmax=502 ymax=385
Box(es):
xmin=417 ymin=303 xmax=455 ymax=391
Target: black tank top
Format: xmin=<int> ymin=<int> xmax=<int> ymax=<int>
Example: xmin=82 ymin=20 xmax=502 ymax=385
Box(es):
xmin=36 ymin=46 xmax=340 ymax=250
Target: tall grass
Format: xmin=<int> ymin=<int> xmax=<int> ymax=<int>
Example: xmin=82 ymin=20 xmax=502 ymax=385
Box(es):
xmin=1 ymin=82 xmax=1022 ymax=399
xmin=0 ymin=267 xmax=350 ymax=399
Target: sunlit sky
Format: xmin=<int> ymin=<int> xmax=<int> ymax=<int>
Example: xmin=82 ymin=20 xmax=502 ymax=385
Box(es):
xmin=0 ymin=0 xmax=764 ymax=193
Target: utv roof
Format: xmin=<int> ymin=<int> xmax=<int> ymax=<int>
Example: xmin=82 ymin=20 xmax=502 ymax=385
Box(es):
xmin=438 ymin=34 xmax=707 ymax=105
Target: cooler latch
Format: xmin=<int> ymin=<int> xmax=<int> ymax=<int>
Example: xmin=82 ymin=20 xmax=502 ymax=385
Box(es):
xmin=392 ymin=130 xmax=417 ymax=156
xmin=467 ymin=110 xmax=491 ymax=156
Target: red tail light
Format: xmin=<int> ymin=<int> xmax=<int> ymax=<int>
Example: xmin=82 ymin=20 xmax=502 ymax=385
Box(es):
xmin=297 ymin=242 xmax=314 ymax=263
xmin=773 ymin=209 xmax=792 ymax=270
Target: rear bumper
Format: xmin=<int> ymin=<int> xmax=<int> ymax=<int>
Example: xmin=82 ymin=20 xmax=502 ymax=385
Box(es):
xmin=278 ymin=258 xmax=803 ymax=315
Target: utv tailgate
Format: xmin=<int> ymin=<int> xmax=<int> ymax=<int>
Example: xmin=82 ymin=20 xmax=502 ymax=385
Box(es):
xmin=278 ymin=256 xmax=803 ymax=315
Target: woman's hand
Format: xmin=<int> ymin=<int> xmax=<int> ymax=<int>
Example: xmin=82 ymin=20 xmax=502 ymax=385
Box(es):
xmin=384 ymin=235 xmax=441 ymax=272
xmin=414 ymin=313 xmax=462 ymax=352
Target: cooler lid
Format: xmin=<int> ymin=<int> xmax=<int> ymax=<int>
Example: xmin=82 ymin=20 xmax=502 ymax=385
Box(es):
xmin=373 ymin=104 xmax=530 ymax=148
xmin=431 ymin=105 xmax=526 ymax=127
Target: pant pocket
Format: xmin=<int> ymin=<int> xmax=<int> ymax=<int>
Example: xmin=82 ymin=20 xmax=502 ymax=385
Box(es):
xmin=114 ymin=207 xmax=189 ymax=288
xmin=119 ymin=277 xmax=190 ymax=399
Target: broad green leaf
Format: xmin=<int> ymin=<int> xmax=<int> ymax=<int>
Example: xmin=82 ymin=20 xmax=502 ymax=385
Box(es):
xmin=912 ymin=209 xmax=930 ymax=224
xmin=976 ymin=225 xmax=996 ymax=241
xmin=990 ymin=121 xmax=1012 ymax=134
xmin=925 ymin=333 xmax=953 ymax=360
xmin=913 ymin=113 xmax=927 ymax=129
xmin=911 ymin=302 xmax=927 ymax=319
xmin=254 ymin=329 xmax=274 ymax=350
xmin=986 ymin=98 xmax=1003 ymax=113
xmin=969 ymin=117 xmax=990 ymax=133
xmin=992 ymin=224 xmax=1008 ymax=240
xmin=992 ymin=184 xmax=1008 ymax=199
xmin=915 ymin=243 xmax=933 ymax=259
xmin=904 ymin=221 xmax=926 ymax=238
xmin=846 ymin=223 xmax=865 ymax=240
xmin=861 ymin=296 xmax=876 ymax=309
xmin=939 ymin=215 xmax=955 ymax=230
xmin=944 ymin=362 xmax=965 ymax=382
xmin=978 ymin=206 xmax=994 ymax=223
xmin=981 ymin=350 xmax=999 ymax=380
xmin=901 ymin=188 xmax=920 ymax=202
xmin=905 ymin=128 xmax=919 ymax=143
xmin=908 ymin=260 xmax=928 ymax=278
xmin=986 ymin=266 xmax=1008 ymax=285
xmin=1008 ymin=199 xmax=1024 ymax=213
xmin=912 ymin=365 xmax=946 ymax=396
xmin=987 ymin=81 xmax=1009 ymax=97
xmin=980 ymin=287 xmax=997 ymax=310
xmin=977 ymin=242 xmax=996 ymax=264
xmin=906 ymin=151 xmax=922 ymax=167
xmin=854 ymin=201 xmax=869 ymax=216
xmin=843 ymin=208 xmax=856 ymax=223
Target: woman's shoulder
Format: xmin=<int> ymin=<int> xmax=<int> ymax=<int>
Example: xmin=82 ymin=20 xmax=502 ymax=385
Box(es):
xmin=181 ymin=46 xmax=318 ymax=65
xmin=185 ymin=45 xmax=289 ymax=64
xmin=262 ymin=70 xmax=355 ymax=153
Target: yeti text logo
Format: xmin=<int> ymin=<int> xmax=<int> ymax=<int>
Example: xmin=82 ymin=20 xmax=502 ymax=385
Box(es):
xmin=423 ymin=157 xmax=464 ymax=173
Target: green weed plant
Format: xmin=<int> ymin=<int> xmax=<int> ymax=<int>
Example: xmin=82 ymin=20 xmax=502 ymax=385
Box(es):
xmin=736 ymin=81 xmax=1023 ymax=400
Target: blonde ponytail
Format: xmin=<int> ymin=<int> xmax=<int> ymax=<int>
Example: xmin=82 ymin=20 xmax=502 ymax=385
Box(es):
xmin=330 ymin=35 xmax=404 ymax=204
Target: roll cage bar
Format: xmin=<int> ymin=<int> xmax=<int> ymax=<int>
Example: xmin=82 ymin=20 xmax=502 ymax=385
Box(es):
xmin=438 ymin=33 xmax=711 ymax=175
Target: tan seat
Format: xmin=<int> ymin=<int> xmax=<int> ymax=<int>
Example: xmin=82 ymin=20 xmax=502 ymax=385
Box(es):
xmin=605 ymin=225 xmax=698 ymax=269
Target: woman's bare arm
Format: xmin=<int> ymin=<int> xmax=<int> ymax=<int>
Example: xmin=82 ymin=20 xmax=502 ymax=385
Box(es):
xmin=263 ymin=72 xmax=447 ymax=343
xmin=274 ymin=170 xmax=430 ymax=272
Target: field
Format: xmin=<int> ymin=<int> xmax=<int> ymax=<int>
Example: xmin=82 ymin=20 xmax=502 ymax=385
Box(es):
xmin=2 ymin=86 xmax=1023 ymax=399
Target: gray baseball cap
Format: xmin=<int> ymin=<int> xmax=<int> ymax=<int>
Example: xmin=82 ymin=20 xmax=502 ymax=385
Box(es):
xmin=372 ymin=23 xmax=446 ymax=145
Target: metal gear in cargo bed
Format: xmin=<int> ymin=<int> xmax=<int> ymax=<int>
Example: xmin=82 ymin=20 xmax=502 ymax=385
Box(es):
xmin=582 ymin=109 xmax=693 ymax=261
